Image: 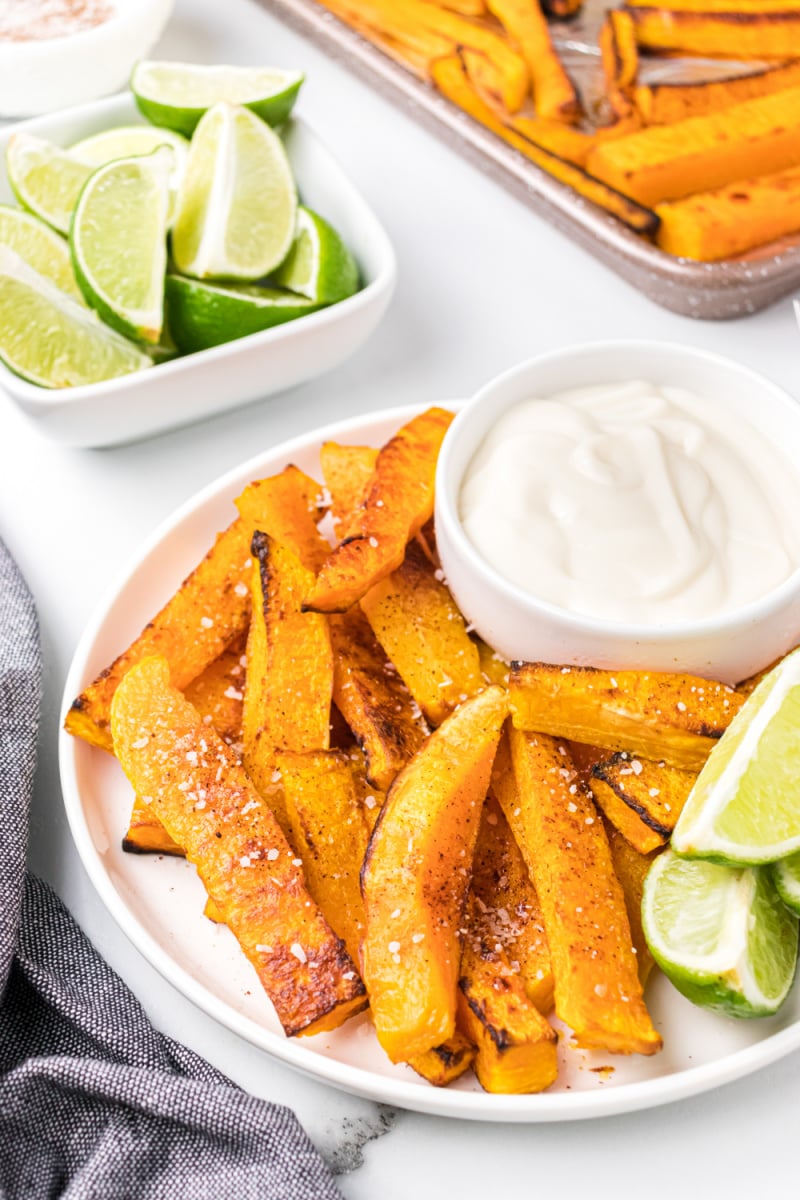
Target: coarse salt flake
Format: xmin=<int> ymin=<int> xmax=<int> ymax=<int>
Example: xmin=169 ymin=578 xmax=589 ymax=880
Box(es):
xmin=388 ymin=941 xmax=400 ymax=954
xmin=290 ymin=943 xmax=307 ymax=964
xmin=200 ymin=616 xmax=214 ymax=629
xmin=132 ymin=737 xmax=149 ymax=750
xmin=267 ymin=848 xmax=280 ymax=861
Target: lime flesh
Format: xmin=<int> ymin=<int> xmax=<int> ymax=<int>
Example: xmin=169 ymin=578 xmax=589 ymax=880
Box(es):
xmin=171 ymin=103 xmax=297 ymax=281
xmin=0 ymin=246 xmax=151 ymax=388
xmin=672 ymin=648 xmax=800 ymax=865
xmin=0 ymin=205 xmax=83 ymax=301
xmin=272 ymin=206 xmax=359 ymax=304
xmin=132 ymin=60 xmax=304 ymax=136
xmin=165 ymin=274 xmax=318 ymax=352
xmin=7 ymin=133 xmax=91 ymax=235
xmin=70 ymin=125 xmax=189 ymax=191
xmin=70 ymin=147 xmax=172 ymax=344
xmin=642 ymin=849 xmax=798 ymax=1018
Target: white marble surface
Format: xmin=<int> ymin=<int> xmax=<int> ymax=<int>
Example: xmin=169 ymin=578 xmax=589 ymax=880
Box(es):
xmin=2 ymin=0 xmax=800 ymax=1193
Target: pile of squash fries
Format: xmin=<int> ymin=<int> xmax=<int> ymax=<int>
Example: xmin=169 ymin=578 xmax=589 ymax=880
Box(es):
xmin=68 ymin=407 xmax=768 ymax=1092
xmin=312 ymin=0 xmax=800 ymax=262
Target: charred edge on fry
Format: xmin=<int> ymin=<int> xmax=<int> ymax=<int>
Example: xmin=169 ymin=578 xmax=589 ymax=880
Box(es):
xmin=590 ymin=756 xmax=672 ymax=839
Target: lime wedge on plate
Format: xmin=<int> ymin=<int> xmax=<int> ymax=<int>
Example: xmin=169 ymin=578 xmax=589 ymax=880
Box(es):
xmin=773 ymin=853 xmax=800 ymax=916
xmin=272 ymin=206 xmax=359 ymax=304
xmin=70 ymin=124 xmax=189 ymax=188
xmin=643 ymin=849 xmax=798 ymax=1018
xmin=7 ymin=133 xmax=91 ymax=234
xmin=171 ymin=103 xmax=297 ymax=281
xmin=71 ymin=147 xmax=172 ymax=344
xmin=0 ymin=246 xmax=151 ymax=388
xmin=0 ymin=205 xmax=83 ymax=301
xmin=671 ymin=648 xmax=800 ymax=865
xmin=132 ymin=60 xmax=304 ymax=136
xmin=165 ymin=274 xmax=318 ymax=352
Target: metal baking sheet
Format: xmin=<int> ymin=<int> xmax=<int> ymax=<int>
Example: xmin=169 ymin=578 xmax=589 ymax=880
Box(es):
xmin=262 ymin=0 xmax=800 ymax=320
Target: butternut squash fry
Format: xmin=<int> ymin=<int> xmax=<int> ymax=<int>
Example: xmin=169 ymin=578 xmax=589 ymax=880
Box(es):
xmin=408 ymin=1033 xmax=477 ymax=1085
xmin=631 ymin=0 xmax=800 ymax=9
xmin=590 ymin=752 xmax=696 ymax=854
xmin=656 ymin=166 xmax=800 ymax=261
xmin=321 ymin=0 xmax=455 ymax=69
xmin=586 ymin=87 xmax=800 ymax=206
xmin=361 ymin=686 xmax=508 ymax=1062
xmin=111 ymin=656 xmax=366 ymax=1037
xmin=605 ymin=823 xmax=660 ymax=987
xmin=66 ymin=518 xmax=253 ymax=752
xmin=600 ymin=9 xmax=639 ymax=120
xmin=303 ymin=407 xmax=454 ymax=613
xmin=470 ymin=794 xmax=554 ymax=1012
xmin=504 ymin=115 xmax=593 ymax=165
xmin=431 ymin=54 xmax=659 ymax=235
xmin=360 ymin=540 xmax=483 ymax=727
xmin=123 ymin=632 xmax=247 ymax=855
xmin=457 ymin=904 xmax=558 ymax=1093
xmin=503 ymin=728 xmax=662 ymax=1056
xmin=541 ymin=0 xmax=583 ymax=15
xmin=635 ymin=61 xmax=800 ymax=126
xmin=509 ymin=662 xmax=743 ymax=770
xmin=486 ymin=0 xmax=581 ymax=122
xmin=235 ymin=465 xmax=330 ymax=574
xmin=330 ymin=607 xmax=427 ymax=790
xmin=423 ymin=0 xmax=486 ymax=12
xmin=319 ymin=441 xmax=378 ymax=534
xmin=625 ymin=7 xmax=800 ymax=59
xmin=477 ymin=639 xmax=511 ymax=688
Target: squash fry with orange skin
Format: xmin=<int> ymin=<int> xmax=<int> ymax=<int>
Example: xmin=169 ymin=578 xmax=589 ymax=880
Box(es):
xmin=605 ymin=823 xmax=660 ymax=987
xmin=304 ymin=407 xmax=454 ymax=613
xmin=631 ymin=0 xmax=800 ymax=9
xmin=361 ymin=686 xmax=508 ymax=1063
xmin=509 ymin=662 xmax=743 ymax=771
xmin=431 ymin=55 xmax=659 ymax=236
xmin=457 ymin=905 xmax=558 ymax=1094
xmin=503 ymin=728 xmax=662 ymax=1056
xmin=634 ymin=61 xmax=800 ymax=126
xmin=504 ymin=115 xmax=593 ymax=165
xmin=235 ymin=465 xmax=329 ymax=574
xmin=123 ymin=632 xmax=247 ymax=855
xmin=319 ymin=442 xmax=378 ymax=535
xmin=66 ymin=519 xmax=253 ymax=752
xmin=590 ymin=753 xmax=696 ymax=855
xmin=600 ymin=9 xmax=638 ymax=120
xmin=487 ymin=0 xmax=581 ymax=123
xmin=360 ymin=540 xmax=483 ymax=727
xmin=625 ymin=7 xmax=800 ymax=59
xmin=656 ymin=166 xmax=800 ymax=262
xmin=330 ymin=607 xmax=427 ymax=791
xmin=587 ymin=88 xmax=800 ymax=208
xmin=111 ymin=656 xmax=366 ymax=1037
xmin=469 ymin=795 xmax=554 ymax=1013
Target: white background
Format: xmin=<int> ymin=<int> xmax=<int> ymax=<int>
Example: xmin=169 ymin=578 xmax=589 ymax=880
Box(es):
xmin=2 ymin=0 xmax=799 ymax=1192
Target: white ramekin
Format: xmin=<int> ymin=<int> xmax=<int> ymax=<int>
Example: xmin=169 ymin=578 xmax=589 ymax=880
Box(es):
xmin=435 ymin=340 xmax=800 ymax=684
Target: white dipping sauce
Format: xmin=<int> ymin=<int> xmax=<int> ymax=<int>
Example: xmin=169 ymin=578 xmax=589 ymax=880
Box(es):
xmin=459 ymin=381 xmax=800 ymax=624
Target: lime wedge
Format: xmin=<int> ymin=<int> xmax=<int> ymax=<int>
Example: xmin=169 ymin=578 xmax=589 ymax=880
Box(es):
xmin=70 ymin=124 xmax=189 ymax=188
xmin=0 ymin=246 xmax=151 ymax=388
xmin=672 ymin=648 xmax=800 ymax=865
xmin=165 ymin=274 xmax=318 ymax=352
xmin=70 ymin=148 xmax=171 ymax=344
xmin=131 ymin=60 xmax=304 ymax=136
xmin=773 ymin=852 xmax=800 ymax=916
xmin=0 ymin=205 xmax=83 ymax=302
xmin=272 ymin=206 xmax=359 ymax=304
xmin=171 ymin=103 xmax=297 ymax=281
xmin=643 ymin=849 xmax=798 ymax=1018
xmin=7 ymin=133 xmax=91 ymax=235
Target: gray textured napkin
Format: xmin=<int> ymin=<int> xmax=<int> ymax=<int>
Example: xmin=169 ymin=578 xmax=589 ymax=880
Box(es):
xmin=0 ymin=538 xmax=344 ymax=1200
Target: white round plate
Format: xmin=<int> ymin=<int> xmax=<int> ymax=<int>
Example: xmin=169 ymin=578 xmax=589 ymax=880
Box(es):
xmin=59 ymin=404 xmax=800 ymax=1122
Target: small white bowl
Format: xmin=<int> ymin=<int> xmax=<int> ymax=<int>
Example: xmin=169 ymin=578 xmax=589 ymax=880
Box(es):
xmin=0 ymin=0 xmax=173 ymax=116
xmin=435 ymin=341 xmax=800 ymax=685
xmin=0 ymin=93 xmax=396 ymax=447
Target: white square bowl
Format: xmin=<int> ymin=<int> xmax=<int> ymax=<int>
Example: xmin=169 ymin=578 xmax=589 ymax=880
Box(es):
xmin=0 ymin=93 xmax=396 ymax=447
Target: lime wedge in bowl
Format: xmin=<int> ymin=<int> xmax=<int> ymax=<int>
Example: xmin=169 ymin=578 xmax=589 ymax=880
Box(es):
xmin=171 ymin=103 xmax=297 ymax=282
xmin=0 ymin=246 xmax=151 ymax=388
xmin=643 ymin=849 xmax=798 ymax=1018
xmin=132 ymin=61 xmax=304 ymax=136
xmin=0 ymin=205 xmax=83 ymax=301
xmin=70 ymin=147 xmax=172 ymax=344
xmin=7 ymin=133 xmax=91 ymax=235
xmin=671 ymin=648 xmax=800 ymax=865
xmin=165 ymin=275 xmax=318 ymax=352
xmin=773 ymin=853 xmax=800 ymax=916
xmin=272 ymin=206 xmax=359 ymax=304
xmin=70 ymin=124 xmax=189 ymax=189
